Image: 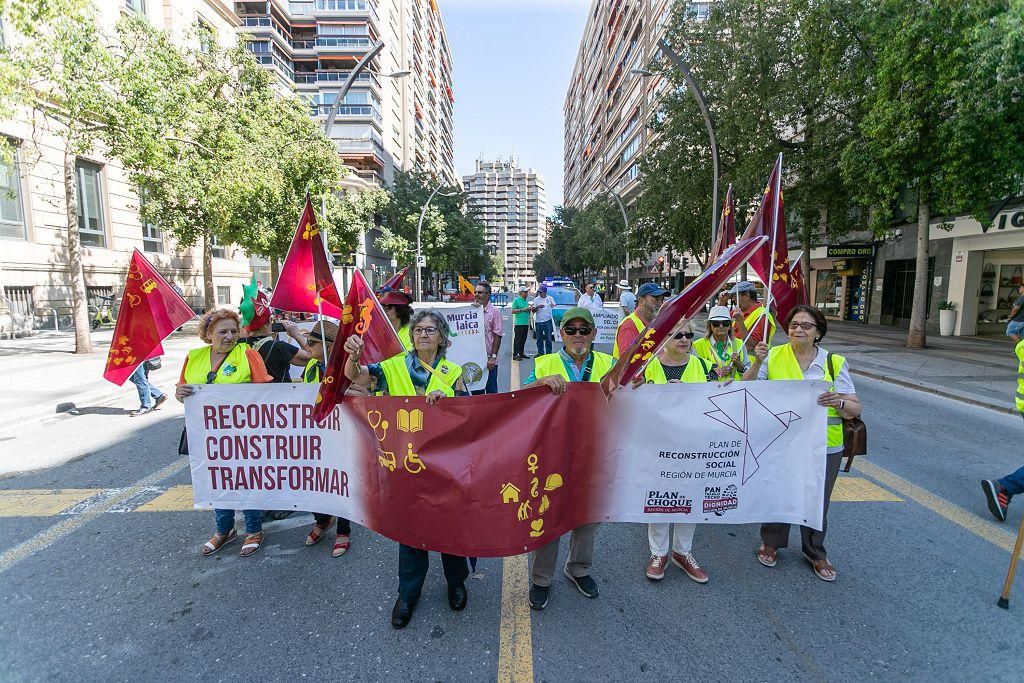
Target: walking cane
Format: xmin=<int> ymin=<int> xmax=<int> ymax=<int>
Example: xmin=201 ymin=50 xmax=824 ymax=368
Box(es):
xmin=997 ymin=512 xmax=1024 ymax=608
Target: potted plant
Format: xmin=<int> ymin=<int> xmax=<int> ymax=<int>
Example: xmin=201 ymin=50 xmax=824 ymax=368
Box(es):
xmin=938 ymin=300 xmax=957 ymax=336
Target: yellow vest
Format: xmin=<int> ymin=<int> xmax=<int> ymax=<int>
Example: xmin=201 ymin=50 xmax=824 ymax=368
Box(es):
xmin=379 ymin=353 xmax=462 ymax=397
xmin=765 ymin=343 xmax=845 ymax=452
xmin=612 ymin=312 xmax=645 ymax=358
xmin=744 ymin=305 xmax=777 ymax=342
xmin=183 ymin=344 xmax=253 ymax=384
xmin=644 ymin=355 xmax=709 ymax=384
xmin=303 ymin=358 xmax=323 ymax=383
xmin=534 ymin=351 xmax=614 ymax=382
xmin=398 ymin=324 xmax=413 ymax=351
xmin=1015 ymin=339 xmax=1024 ymax=413
xmin=692 ymin=336 xmax=745 ymax=380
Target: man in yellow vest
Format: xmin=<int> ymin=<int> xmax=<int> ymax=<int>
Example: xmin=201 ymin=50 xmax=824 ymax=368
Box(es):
xmin=523 ymin=307 xmax=614 ymax=610
xmin=982 ymin=338 xmax=1024 ymax=521
xmin=613 ymin=282 xmax=669 ymax=358
xmin=720 ymin=281 xmax=777 ymax=352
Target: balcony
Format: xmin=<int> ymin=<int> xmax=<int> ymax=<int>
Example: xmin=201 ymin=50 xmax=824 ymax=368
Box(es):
xmin=311 ymin=103 xmax=383 ymax=125
xmin=316 ymin=37 xmax=373 ymax=50
xmin=316 ymin=70 xmax=381 ymax=87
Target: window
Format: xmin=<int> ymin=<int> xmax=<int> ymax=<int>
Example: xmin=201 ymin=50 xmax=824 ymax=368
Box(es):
xmin=0 ymin=143 xmax=26 ymax=240
xmin=216 ymin=286 xmax=231 ymax=304
xmin=125 ymin=0 xmax=145 ymax=14
xmin=210 ymin=234 xmax=225 ymax=258
xmin=75 ymin=161 xmax=106 ymax=248
xmin=139 ymin=199 xmax=162 ymax=253
xmin=197 ymin=18 xmax=215 ymax=53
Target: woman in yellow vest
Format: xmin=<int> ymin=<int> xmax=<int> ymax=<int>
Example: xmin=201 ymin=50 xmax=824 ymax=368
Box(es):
xmin=175 ymin=309 xmax=273 ymax=557
xmin=343 ymin=309 xmax=469 ymax=630
xmin=692 ymin=305 xmax=748 ymax=381
xmin=743 ymin=304 xmax=861 ymax=582
xmin=636 ymin=322 xmax=712 ymax=583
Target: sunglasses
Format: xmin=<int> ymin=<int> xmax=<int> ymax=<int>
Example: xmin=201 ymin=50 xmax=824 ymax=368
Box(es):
xmin=562 ymin=326 xmax=593 ymax=336
xmin=709 ymin=320 xmax=730 ymax=328
xmin=673 ymin=332 xmax=695 ymax=340
xmin=788 ymin=321 xmax=817 ymax=331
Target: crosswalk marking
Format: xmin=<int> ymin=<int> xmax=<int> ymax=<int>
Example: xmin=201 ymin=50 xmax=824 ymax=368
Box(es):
xmin=134 ymin=485 xmax=195 ymax=512
xmin=832 ymin=476 xmax=902 ymax=502
xmin=0 ymin=489 xmax=102 ymax=517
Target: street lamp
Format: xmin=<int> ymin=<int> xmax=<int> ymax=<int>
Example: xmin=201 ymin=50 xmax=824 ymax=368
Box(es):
xmin=601 ymin=179 xmax=631 ymax=284
xmin=416 ymin=184 xmax=459 ymax=302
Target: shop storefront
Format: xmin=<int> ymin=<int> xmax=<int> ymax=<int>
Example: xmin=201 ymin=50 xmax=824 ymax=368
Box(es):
xmin=807 ymin=243 xmax=874 ymax=321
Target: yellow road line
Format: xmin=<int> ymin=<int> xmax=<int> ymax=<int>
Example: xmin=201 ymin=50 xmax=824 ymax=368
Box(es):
xmin=135 ymin=485 xmax=195 ymax=512
xmin=0 ymin=458 xmax=188 ymax=575
xmin=0 ymin=489 xmax=102 ymax=517
xmin=496 ymin=359 xmax=533 ymax=683
xmin=855 ymin=458 xmax=1018 ymax=552
xmin=831 ymin=477 xmax=902 ymax=502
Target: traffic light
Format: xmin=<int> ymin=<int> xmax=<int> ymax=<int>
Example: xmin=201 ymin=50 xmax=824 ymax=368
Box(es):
xmin=681 ymin=256 xmax=689 ymax=270
xmin=657 ymin=255 xmax=665 ymax=273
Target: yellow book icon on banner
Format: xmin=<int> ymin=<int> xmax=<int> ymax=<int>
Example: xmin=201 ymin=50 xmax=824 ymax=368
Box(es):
xmin=397 ymin=408 xmax=423 ymax=433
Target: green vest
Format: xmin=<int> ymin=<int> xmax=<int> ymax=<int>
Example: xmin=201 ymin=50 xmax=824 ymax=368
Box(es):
xmin=303 ymin=357 xmax=323 ymax=383
xmin=644 ymin=355 xmax=709 ymax=384
xmin=744 ymin=305 xmax=777 ymax=342
xmin=612 ymin=312 xmax=645 ymax=358
xmin=183 ymin=343 xmax=253 ymax=384
xmin=1015 ymin=339 xmax=1024 ymax=413
xmin=766 ymin=343 xmax=845 ymax=452
xmin=379 ymin=353 xmax=462 ymax=397
xmin=534 ymin=351 xmax=615 ymax=382
xmin=692 ymin=336 xmax=745 ymax=380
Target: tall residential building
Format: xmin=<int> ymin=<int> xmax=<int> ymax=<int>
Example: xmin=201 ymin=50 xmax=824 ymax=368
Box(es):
xmin=234 ymin=0 xmax=456 ymax=188
xmin=463 ymin=159 xmax=548 ymax=290
xmin=0 ymin=1 xmax=253 ymax=336
xmin=563 ymin=1 xmax=713 ymax=209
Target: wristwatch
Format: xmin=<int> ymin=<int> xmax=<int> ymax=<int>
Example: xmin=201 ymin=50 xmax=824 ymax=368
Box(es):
xmin=489 ymin=353 xmax=497 ymax=360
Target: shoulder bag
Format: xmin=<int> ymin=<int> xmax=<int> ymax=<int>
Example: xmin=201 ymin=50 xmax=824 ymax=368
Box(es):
xmin=827 ymin=352 xmax=867 ymax=472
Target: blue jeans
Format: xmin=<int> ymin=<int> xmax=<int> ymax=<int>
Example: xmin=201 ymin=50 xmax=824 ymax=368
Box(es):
xmin=998 ymin=415 xmax=1024 ymax=496
xmin=128 ymin=364 xmax=163 ymax=409
xmin=535 ymin=320 xmax=553 ymax=356
xmin=1006 ymin=320 xmax=1024 ymax=338
xmin=472 ymin=364 xmax=500 ymax=395
xmin=215 ymin=508 xmax=263 ymax=534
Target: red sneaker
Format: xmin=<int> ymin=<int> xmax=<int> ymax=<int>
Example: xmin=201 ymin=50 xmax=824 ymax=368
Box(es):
xmin=645 ymin=554 xmax=668 ymax=580
xmin=671 ymin=552 xmax=709 ymax=583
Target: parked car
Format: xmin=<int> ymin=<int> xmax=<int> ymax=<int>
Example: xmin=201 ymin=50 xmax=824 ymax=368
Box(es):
xmin=547 ymin=285 xmax=582 ymax=327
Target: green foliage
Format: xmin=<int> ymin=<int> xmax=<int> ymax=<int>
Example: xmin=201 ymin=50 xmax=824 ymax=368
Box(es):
xmin=532 ymin=200 xmax=625 ymax=278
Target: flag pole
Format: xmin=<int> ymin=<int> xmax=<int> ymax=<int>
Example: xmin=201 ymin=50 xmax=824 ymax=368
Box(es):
xmin=760 ymin=154 xmax=783 ymax=347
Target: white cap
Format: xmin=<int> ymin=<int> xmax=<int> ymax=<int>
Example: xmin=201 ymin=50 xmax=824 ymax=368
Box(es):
xmin=708 ymin=305 xmax=732 ymax=322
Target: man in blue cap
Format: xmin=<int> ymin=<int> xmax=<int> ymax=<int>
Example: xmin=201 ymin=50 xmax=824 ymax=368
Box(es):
xmin=613 ymin=282 xmax=669 ymax=357
xmin=719 ymin=281 xmax=777 ymax=351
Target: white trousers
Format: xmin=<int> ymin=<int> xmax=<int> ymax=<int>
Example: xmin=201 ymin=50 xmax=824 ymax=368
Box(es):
xmin=648 ymin=523 xmax=696 ymax=556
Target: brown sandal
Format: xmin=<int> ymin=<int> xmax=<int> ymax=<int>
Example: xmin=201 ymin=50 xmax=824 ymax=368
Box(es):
xmin=757 ymin=544 xmax=778 ymax=568
xmin=332 ymin=534 xmax=350 ymax=558
xmin=201 ymin=529 xmax=237 ymax=556
xmin=239 ymin=532 xmax=264 ymax=557
xmin=306 ymin=520 xmax=332 ymax=546
xmin=805 ymin=555 xmax=836 ymax=582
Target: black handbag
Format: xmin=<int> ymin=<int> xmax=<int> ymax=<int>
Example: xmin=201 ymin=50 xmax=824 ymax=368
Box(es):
xmin=145 ymin=357 xmax=162 ymax=371
xmin=827 ymin=353 xmax=867 ymax=472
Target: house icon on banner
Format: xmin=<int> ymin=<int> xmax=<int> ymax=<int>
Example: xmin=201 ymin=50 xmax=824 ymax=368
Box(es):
xmin=500 ymin=483 xmax=521 ymax=504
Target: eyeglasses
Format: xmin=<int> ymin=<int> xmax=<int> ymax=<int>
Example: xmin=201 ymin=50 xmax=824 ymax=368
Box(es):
xmin=562 ymin=326 xmax=593 ymax=336
xmin=412 ymin=326 xmax=439 ymax=336
xmin=673 ymin=332 xmax=695 ymax=340
xmin=788 ymin=321 xmax=817 ymax=331
xmin=709 ymin=321 xmax=730 ymax=328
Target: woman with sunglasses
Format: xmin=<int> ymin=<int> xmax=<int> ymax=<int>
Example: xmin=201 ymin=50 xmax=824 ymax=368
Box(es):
xmin=743 ymin=304 xmax=862 ymax=582
xmin=175 ymin=309 xmax=273 ymax=557
xmin=693 ymin=305 xmax=748 ymax=381
xmin=342 ymin=309 xmax=470 ymax=630
xmin=637 ymin=321 xmax=712 ymax=582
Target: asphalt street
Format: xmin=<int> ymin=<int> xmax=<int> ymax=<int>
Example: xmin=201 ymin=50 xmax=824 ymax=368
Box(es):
xmin=1 ymin=312 xmax=1022 ymax=682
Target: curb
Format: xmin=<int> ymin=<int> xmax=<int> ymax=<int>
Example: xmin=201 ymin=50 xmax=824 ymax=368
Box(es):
xmin=849 ymin=368 xmax=1017 ymax=416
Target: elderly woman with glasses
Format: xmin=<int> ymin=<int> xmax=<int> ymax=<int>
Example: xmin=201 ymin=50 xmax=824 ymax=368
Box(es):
xmin=175 ymin=309 xmax=274 ymax=557
xmin=743 ymin=304 xmax=862 ymax=582
xmin=693 ymin=305 xmax=748 ymax=381
xmin=342 ymin=309 xmax=470 ymax=630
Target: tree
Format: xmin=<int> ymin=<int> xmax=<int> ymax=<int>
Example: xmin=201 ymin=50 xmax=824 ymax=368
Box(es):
xmin=840 ymin=0 xmax=1024 ymax=348
xmin=533 ymin=205 xmax=585 ymax=281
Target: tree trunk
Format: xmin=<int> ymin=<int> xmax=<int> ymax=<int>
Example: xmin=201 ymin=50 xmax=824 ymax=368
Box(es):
xmin=269 ymin=256 xmax=279 ymax=288
xmin=64 ymin=150 xmax=92 ymax=354
xmin=202 ymin=227 xmax=215 ymax=311
xmin=906 ymin=198 xmax=930 ymax=349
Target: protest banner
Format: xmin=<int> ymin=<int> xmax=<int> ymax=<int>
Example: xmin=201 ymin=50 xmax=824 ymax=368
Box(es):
xmin=185 ymin=380 xmax=827 ymax=557
xmin=593 ymin=308 xmax=620 ymax=345
xmin=414 ymin=303 xmax=487 ymax=392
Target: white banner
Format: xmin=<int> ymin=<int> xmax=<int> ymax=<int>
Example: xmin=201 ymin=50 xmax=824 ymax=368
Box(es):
xmin=593 ymin=308 xmax=621 ymax=345
xmin=414 ymin=303 xmax=487 ymax=391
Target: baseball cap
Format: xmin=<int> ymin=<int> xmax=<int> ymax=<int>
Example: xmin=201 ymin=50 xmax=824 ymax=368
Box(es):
xmin=538 ymin=285 xmax=547 ymax=293
xmin=307 ymin=320 xmax=339 ymax=343
xmin=559 ymin=307 xmax=595 ymax=328
xmin=637 ymin=283 xmax=670 ymax=298
xmin=727 ymin=281 xmax=757 ymax=294
xmin=519 ymin=285 xmax=528 ymax=292
xmin=708 ymin=306 xmax=732 ymax=322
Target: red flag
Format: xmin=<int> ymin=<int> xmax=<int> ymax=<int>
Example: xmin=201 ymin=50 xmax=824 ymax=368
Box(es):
xmin=739 ymin=154 xmax=782 ymax=278
xmin=381 ymin=266 xmax=410 ymax=292
xmin=313 ymin=270 xmax=405 ymax=422
xmin=710 ymin=184 xmax=736 ymax=261
xmin=269 ymin=196 xmax=343 ymax=318
xmin=791 ymin=258 xmax=808 ymax=306
xmin=601 ymin=235 xmax=768 ymax=393
xmin=102 ymin=249 xmax=194 ymax=386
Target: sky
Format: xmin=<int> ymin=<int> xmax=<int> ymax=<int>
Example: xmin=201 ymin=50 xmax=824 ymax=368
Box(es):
xmin=440 ymin=0 xmax=591 ymax=210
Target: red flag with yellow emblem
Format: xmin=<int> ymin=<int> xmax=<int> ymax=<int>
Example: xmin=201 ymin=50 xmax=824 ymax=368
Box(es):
xmin=269 ymin=196 xmax=343 ymax=318
xmin=102 ymin=249 xmax=195 ymax=386
xmin=710 ymin=184 xmax=736 ymax=261
xmin=313 ymin=269 xmax=405 ymax=423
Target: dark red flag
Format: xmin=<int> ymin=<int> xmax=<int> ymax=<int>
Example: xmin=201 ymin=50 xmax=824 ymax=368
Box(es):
xmin=103 ymin=249 xmax=194 ymax=386
xmin=601 ymin=235 xmax=768 ymax=393
xmin=269 ymin=196 xmax=343 ymax=318
xmin=710 ymin=184 xmax=736 ymax=261
xmin=313 ymin=269 xmax=405 ymax=422
xmin=739 ymin=154 xmax=782 ymax=278
xmin=382 ymin=266 xmax=410 ymax=292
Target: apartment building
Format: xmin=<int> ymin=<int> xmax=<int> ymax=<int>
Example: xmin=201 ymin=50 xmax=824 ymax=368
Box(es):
xmin=234 ymin=0 xmax=456 ymax=188
xmin=0 ymin=1 xmax=253 ymax=335
xmin=463 ymin=158 xmax=548 ymax=290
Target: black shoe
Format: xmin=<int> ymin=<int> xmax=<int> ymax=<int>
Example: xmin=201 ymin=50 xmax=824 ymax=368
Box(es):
xmin=982 ymin=479 xmax=1009 ymax=522
xmin=448 ymin=582 xmax=468 ymax=611
xmin=563 ymin=568 xmax=599 ymax=598
xmin=391 ymin=597 xmax=414 ymax=629
xmin=528 ymin=583 xmax=549 ymax=610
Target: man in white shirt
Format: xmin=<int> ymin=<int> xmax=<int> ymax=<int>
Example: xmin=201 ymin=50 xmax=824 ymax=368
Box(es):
xmin=577 ymin=282 xmax=603 ymax=313
xmin=532 ymin=286 xmax=556 ymax=356
xmin=617 ymin=280 xmax=636 ymax=314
